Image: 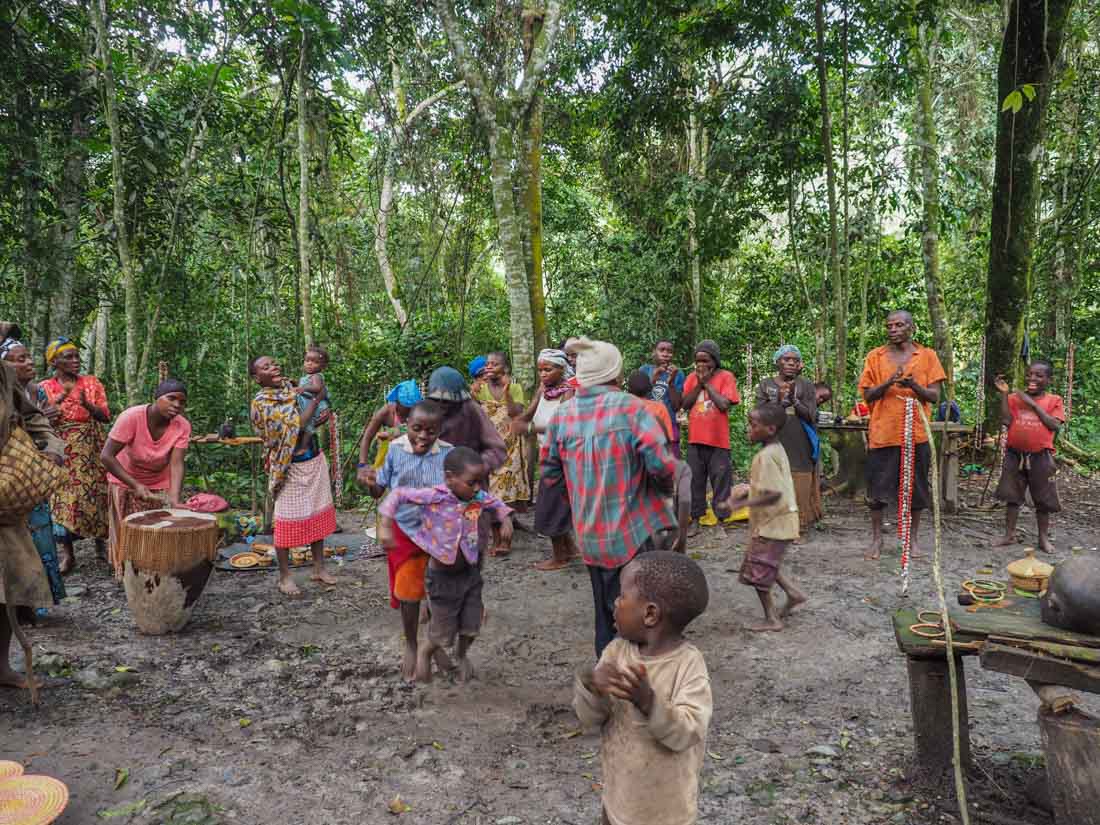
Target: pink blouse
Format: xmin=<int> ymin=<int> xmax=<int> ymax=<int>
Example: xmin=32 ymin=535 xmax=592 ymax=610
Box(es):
xmin=107 ymin=405 xmax=191 ymax=489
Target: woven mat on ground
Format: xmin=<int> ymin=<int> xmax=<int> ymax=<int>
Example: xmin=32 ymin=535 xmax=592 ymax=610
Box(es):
xmin=215 ymin=533 xmax=383 ymax=572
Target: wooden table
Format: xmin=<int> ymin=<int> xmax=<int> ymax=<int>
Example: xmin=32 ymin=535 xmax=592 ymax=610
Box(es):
xmin=187 ymin=436 xmax=265 ymax=521
xmin=893 ymin=593 xmax=1100 ymax=822
xmin=819 ymin=420 xmax=973 ymax=511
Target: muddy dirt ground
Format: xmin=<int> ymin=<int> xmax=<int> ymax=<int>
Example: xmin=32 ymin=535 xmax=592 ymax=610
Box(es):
xmin=4 ymin=471 xmax=1100 ymax=825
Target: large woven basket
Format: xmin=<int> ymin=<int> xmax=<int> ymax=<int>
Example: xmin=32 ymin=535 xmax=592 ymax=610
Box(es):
xmin=119 ymin=509 xmax=220 ymax=575
xmin=0 ymin=428 xmax=63 ymax=524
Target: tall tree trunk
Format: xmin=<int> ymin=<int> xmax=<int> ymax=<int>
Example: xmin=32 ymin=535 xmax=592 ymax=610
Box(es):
xmin=522 ymin=97 xmax=548 ymax=356
xmin=522 ymin=1 xmax=549 ymax=356
xmin=912 ymin=20 xmax=954 ymax=396
xmin=982 ymin=0 xmax=1074 ymax=436
xmin=486 ymin=124 xmax=537 ymax=385
xmin=789 ymin=174 xmax=826 ymax=382
xmin=296 ymin=30 xmax=314 ymax=346
xmin=375 ymin=144 xmax=409 ymax=328
xmin=91 ymin=0 xmax=140 ymax=403
xmin=16 ymin=85 xmax=46 ymax=360
xmin=685 ymin=104 xmax=703 ymax=343
xmin=814 ymin=0 xmax=845 ymax=402
xmin=50 ymin=91 xmax=91 ymax=342
xmin=434 ymin=0 xmax=561 ymax=387
xmin=94 ymin=298 xmax=110 ymax=378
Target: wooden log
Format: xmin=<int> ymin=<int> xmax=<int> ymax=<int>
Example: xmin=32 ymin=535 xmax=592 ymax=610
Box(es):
xmin=1037 ymin=706 xmax=1100 ymax=825
xmin=988 ymin=635 xmax=1100 ymax=665
xmin=980 ymin=643 xmax=1100 ymax=695
xmin=906 ymin=655 xmax=971 ymax=780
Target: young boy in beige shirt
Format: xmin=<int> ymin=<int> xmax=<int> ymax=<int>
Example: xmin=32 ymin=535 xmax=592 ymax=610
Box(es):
xmin=573 ymin=551 xmax=712 ymax=825
xmin=728 ymin=402 xmax=808 ymax=631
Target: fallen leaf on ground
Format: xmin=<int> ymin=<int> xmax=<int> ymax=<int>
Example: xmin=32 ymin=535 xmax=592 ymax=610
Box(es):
xmin=113 ymin=768 xmax=128 ymax=790
xmin=98 ymin=799 xmax=146 ymax=818
xmin=238 ymin=718 xmax=252 ymax=728
xmin=388 ymin=795 xmax=412 ymax=814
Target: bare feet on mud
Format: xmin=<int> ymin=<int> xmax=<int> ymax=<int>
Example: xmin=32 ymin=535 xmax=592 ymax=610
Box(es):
xmin=278 ymin=578 xmax=302 ymax=598
xmin=1038 ymin=537 xmax=1056 ymax=553
xmin=455 ymin=658 xmax=475 ymax=683
xmin=0 ymin=668 xmax=29 ymax=689
xmin=747 ymin=620 xmax=784 ymax=632
xmin=991 ymin=533 xmax=1018 ymax=548
xmin=780 ymin=594 xmax=807 ymax=618
xmin=401 ymin=644 xmax=418 ymax=681
xmin=863 ymin=540 xmax=882 ymax=561
xmin=534 ymin=558 xmax=571 ymax=571
xmin=310 ymin=571 xmax=338 ymax=586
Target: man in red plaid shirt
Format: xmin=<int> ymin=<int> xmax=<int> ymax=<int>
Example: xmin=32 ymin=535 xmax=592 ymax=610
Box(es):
xmin=541 ymin=337 xmax=679 ymax=657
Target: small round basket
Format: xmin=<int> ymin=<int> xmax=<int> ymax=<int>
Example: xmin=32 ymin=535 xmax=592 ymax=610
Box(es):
xmin=0 ymin=762 xmax=24 ymax=780
xmin=1006 ymin=548 xmax=1054 ymax=593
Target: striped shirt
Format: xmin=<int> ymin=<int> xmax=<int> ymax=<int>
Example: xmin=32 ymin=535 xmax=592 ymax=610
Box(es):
xmin=540 ymin=385 xmax=678 ymax=568
xmin=377 ymin=435 xmax=452 ymax=490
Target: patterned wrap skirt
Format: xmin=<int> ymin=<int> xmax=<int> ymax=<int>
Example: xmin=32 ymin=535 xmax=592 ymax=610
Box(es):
xmin=273 ymin=453 xmax=337 ymax=548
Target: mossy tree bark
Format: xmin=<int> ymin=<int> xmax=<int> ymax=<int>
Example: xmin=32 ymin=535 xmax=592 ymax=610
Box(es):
xmin=982 ymin=0 xmax=1074 ymax=436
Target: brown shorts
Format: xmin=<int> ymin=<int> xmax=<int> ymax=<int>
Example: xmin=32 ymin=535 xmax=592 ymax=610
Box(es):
xmin=739 ymin=536 xmax=790 ymax=592
xmin=996 ymin=449 xmax=1061 ymax=514
xmin=425 ymin=565 xmax=483 ymax=646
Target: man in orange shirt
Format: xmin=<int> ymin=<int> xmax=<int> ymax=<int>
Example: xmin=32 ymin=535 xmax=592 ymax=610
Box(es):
xmin=858 ymin=311 xmax=946 ymax=560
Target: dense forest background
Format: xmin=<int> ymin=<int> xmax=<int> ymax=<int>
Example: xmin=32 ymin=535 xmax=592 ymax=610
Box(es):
xmin=2 ymin=0 xmax=1098 ymax=500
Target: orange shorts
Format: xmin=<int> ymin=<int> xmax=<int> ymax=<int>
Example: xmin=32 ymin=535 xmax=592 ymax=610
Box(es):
xmin=392 ymin=551 xmax=429 ymax=603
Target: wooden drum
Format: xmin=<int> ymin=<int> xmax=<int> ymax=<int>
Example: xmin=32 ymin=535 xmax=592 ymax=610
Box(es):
xmin=120 ymin=509 xmax=220 ymax=635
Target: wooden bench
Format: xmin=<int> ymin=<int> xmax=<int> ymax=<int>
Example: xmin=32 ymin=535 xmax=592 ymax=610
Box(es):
xmin=893 ymin=594 xmax=1100 ymax=823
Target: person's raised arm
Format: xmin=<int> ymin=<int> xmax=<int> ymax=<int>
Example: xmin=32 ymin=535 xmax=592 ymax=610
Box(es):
xmin=680 ymin=375 xmax=703 ymax=411
xmin=792 ymin=380 xmax=816 ymax=424
xmin=863 ymin=367 xmax=902 ymax=404
xmin=358 ymin=404 xmax=391 ymax=470
xmin=704 ymin=378 xmax=733 ymax=412
xmin=1016 ymin=391 xmax=1063 ymax=433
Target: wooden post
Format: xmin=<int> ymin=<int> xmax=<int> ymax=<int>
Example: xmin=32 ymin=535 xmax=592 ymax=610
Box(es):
xmin=906 ymin=655 xmax=972 ymax=780
xmin=1038 ymin=707 xmax=1100 ymax=825
xmin=942 ymin=434 xmax=960 ymax=514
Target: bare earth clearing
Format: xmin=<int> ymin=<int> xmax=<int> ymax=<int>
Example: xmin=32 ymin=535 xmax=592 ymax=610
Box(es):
xmin=4 ymin=472 xmax=1099 ymax=825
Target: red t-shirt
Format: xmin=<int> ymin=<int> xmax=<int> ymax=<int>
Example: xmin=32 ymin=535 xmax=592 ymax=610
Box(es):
xmin=683 ymin=369 xmax=740 ymax=449
xmin=1006 ymin=393 xmax=1064 ymax=453
xmin=107 ymin=404 xmax=192 ymax=489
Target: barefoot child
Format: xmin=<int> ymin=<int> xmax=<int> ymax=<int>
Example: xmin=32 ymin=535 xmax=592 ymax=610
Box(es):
xmin=292 ymin=345 xmax=331 ymax=451
xmin=573 ymin=551 xmax=712 ymax=825
xmin=379 ymin=447 xmax=513 ymax=682
xmin=360 ymin=401 xmax=451 ymax=679
xmin=993 ymin=362 xmax=1065 ymax=553
xmin=729 ymin=402 xmax=807 ymax=632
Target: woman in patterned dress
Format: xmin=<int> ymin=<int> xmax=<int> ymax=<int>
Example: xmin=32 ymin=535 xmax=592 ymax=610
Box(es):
xmin=37 ymin=338 xmax=110 ymax=573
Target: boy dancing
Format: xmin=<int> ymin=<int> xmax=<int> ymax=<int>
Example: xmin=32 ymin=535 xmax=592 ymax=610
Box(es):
xmin=574 ymin=551 xmax=712 ymax=825
xmin=380 ymin=447 xmax=512 ymax=682
xmin=729 ymin=402 xmax=807 ymax=631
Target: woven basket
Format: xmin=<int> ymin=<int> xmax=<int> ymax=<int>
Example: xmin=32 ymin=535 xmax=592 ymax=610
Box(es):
xmin=0 ymin=428 xmax=63 ymax=524
xmin=0 ymin=774 xmax=69 ymax=825
xmin=119 ymin=509 xmax=221 ymax=575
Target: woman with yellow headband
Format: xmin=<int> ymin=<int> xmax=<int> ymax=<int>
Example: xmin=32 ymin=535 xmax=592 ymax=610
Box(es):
xmin=38 ymin=338 xmax=111 ymax=573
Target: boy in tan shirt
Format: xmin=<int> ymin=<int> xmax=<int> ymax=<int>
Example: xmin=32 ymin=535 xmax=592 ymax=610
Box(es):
xmin=728 ymin=402 xmax=807 ymax=631
xmin=573 ymin=551 xmax=712 ymax=825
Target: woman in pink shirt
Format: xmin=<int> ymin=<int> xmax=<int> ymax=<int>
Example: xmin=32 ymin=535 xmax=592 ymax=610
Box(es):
xmin=100 ymin=379 xmax=192 ymax=576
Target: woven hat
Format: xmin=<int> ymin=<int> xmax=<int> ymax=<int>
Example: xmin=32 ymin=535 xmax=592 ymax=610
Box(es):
xmin=0 ymin=775 xmax=69 ymax=824
xmin=0 ymin=762 xmax=24 ymax=780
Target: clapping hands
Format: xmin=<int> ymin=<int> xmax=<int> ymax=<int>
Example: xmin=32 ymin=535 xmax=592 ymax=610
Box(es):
xmin=592 ymin=662 xmax=654 ymax=715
